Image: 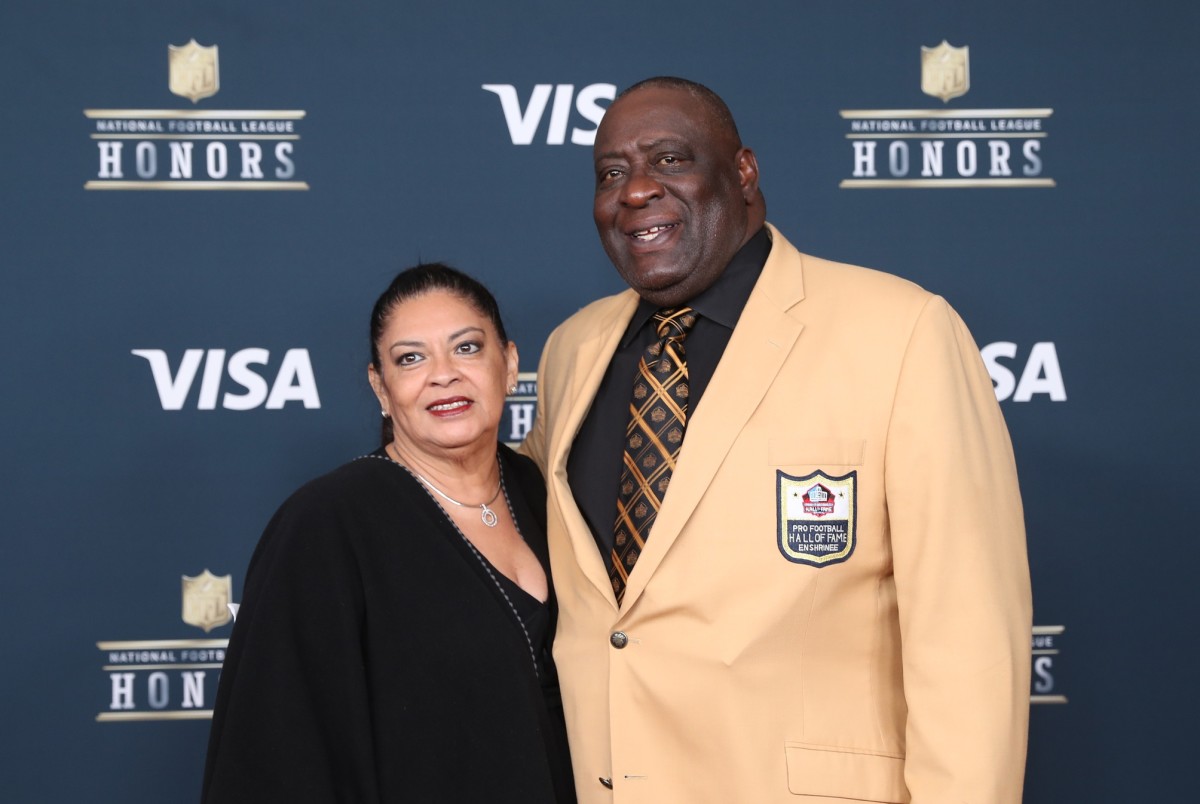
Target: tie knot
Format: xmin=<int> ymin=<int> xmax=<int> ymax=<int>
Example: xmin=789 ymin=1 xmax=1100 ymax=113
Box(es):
xmin=654 ymin=307 xmax=698 ymax=339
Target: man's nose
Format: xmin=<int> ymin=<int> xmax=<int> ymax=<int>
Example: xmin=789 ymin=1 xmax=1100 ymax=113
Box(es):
xmin=620 ymin=168 xmax=664 ymax=207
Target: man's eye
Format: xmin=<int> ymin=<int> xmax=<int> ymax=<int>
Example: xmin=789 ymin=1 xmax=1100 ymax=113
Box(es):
xmin=658 ymin=155 xmax=680 ymax=166
xmin=599 ymin=167 xmax=623 ymax=183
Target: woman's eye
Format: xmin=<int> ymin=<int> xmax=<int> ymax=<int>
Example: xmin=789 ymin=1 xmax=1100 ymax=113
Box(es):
xmin=397 ymin=352 xmax=422 ymax=366
xmin=456 ymin=341 xmax=482 ymax=355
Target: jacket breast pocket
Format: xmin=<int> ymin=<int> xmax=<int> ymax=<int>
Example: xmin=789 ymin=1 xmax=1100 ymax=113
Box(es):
xmin=785 ymin=742 xmax=908 ymax=802
xmin=768 ymin=438 xmax=864 ymax=467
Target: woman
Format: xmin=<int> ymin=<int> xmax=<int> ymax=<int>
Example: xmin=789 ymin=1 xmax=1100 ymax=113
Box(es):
xmin=202 ymin=264 xmax=575 ymax=803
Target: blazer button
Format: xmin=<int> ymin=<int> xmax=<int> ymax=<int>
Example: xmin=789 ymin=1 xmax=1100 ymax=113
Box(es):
xmin=610 ymin=631 xmax=629 ymax=649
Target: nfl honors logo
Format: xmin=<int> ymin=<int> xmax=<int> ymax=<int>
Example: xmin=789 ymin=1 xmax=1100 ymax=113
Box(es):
xmin=84 ymin=38 xmax=308 ymax=190
xmin=97 ymin=569 xmax=235 ymax=722
xmin=776 ymin=470 xmax=857 ymax=566
xmin=839 ymin=40 xmax=1053 ymax=188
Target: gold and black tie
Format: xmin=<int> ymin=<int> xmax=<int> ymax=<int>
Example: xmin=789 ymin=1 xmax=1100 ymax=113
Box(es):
xmin=610 ymin=307 xmax=698 ymax=605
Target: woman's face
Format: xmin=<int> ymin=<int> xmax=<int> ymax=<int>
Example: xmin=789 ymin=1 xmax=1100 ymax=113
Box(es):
xmin=369 ymin=289 xmax=518 ymax=459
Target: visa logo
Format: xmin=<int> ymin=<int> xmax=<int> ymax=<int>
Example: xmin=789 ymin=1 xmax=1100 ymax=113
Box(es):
xmin=981 ymin=342 xmax=1066 ymax=402
xmin=483 ymin=83 xmax=616 ymax=145
xmin=132 ymin=348 xmax=320 ymax=410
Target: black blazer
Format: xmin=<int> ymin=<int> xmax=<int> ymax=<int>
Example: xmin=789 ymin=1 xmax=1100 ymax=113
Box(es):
xmin=202 ymin=445 xmax=574 ymax=803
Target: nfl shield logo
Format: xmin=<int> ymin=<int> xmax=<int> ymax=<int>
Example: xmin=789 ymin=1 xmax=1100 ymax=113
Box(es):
xmin=169 ymin=39 xmax=219 ymax=103
xmin=921 ymin=40 xmax=969 ymax=103
xmin=182 ymin=570 xmax=233 ymax=632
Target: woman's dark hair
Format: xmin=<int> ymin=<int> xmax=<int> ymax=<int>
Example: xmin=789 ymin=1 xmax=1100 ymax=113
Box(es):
xmin=370 ymin=262 xmax=509 ymax=444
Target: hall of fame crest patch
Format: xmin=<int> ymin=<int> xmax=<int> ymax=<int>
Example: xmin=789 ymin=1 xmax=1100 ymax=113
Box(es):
xmin=777 ymin=470 xmax=857 ymax=566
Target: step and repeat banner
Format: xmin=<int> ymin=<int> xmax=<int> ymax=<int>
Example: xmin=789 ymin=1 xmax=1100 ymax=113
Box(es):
xmin=3 ymin=1 xmax=1195 ymax=800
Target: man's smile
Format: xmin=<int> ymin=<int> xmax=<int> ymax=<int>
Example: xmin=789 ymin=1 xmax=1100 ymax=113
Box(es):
xmin=629 ymin=223 xmax=678 ymax=242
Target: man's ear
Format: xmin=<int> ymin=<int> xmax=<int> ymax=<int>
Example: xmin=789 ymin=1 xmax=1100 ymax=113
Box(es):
xmin=736 ymin=147 xmax=760 ymax=203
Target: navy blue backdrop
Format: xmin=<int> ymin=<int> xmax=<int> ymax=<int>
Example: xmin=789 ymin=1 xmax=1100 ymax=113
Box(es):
xmin=3 ymin=1 xmax=1197 ymax=800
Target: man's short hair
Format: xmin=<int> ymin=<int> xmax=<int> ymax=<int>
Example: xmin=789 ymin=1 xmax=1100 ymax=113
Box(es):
xmin=619 ymin=76 xmax=742 ymax=146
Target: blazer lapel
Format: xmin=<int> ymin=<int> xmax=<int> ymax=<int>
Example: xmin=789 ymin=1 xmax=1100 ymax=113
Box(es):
xmin=620 ymin=224 xmax=807 ymax=610
xmin=547 ymin=291 xmax=640 ymax=610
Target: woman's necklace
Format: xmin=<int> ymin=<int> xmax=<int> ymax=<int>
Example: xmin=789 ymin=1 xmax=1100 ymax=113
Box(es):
xmin=364 ymin=450 xmax=541 ymax=676
xmin=390 ymin=446 xmax=502 ymax=527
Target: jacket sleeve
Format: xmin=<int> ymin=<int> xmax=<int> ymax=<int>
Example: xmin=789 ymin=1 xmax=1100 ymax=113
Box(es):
xmin=201 ymin=488 xmax=381 ymax=804
xmin=884 ymin=295 xmax=1032 ymax=802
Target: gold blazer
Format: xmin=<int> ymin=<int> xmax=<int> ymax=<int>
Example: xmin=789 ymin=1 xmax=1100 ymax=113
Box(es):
xmin=523 ymin=224 xmax=1032 ymax=803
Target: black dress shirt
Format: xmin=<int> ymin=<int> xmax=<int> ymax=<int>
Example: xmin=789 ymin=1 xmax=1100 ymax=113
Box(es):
xmin=566 ymin=227 xmax=772 ymax=567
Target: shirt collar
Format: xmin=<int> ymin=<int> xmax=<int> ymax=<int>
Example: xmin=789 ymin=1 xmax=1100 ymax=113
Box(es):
xmin=621 ymin=226 xmax=771 ymax=345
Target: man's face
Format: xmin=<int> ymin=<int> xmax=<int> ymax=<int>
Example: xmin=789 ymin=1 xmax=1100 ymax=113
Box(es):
xmin=592 ymin=86 xmax=757 ymax=307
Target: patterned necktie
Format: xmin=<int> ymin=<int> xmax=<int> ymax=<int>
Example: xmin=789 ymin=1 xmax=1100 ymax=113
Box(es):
xmin=610 ymin=307 xmax=698 ymax=605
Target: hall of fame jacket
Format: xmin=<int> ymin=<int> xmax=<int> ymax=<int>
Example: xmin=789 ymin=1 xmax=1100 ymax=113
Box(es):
xmin=522 ymin=224 xmax=1032 ymax=804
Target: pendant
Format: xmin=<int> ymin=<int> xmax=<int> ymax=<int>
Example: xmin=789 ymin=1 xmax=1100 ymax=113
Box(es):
xmin=480 ymin=503 xmax=498 ymax=528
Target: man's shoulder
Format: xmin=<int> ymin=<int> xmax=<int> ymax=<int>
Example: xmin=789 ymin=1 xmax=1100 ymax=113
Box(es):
xmin=549 ymin=288 xmax=638 ymax=341
xmin=765 ymin=228 xmax=933 ymax=318
xmin=801 ymin=252 xmax=931 ymax=301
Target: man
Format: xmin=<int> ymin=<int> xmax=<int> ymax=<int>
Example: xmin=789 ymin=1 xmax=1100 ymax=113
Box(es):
xmin=522 ymin=77 xmax=1031 ymax=803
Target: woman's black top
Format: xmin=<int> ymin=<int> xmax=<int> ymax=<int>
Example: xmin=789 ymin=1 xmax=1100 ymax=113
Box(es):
xmin=201 ymin=444 xmax=575 ymax=803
